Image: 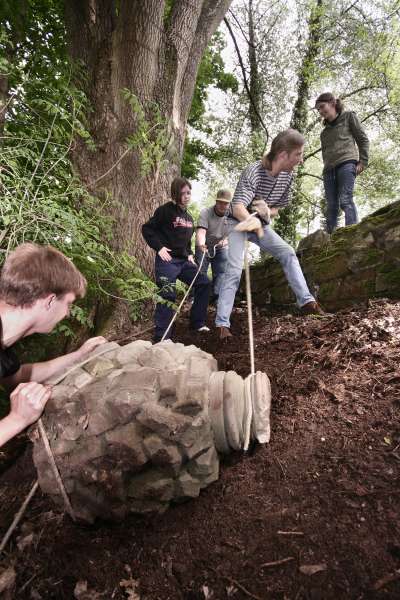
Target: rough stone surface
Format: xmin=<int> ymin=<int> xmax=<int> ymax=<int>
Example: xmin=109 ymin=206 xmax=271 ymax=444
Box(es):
xmin=32 ymin=341 xmax=220 ymax=523
xmin=248 ymin=200 xmax=400 ymax=311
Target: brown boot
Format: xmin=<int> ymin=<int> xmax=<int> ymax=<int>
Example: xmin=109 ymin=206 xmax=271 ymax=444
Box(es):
xmin=300 ymin=301 xmax=325 ymax=316
xmin=218 ymin=326 xmax=232 ymax=340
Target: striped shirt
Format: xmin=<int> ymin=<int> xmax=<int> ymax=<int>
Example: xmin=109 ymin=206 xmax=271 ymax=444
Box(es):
xmin=229 ymin=161 xmax=293 ymax=217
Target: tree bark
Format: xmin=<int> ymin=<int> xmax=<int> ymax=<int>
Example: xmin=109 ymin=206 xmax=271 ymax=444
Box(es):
xmin=248 ymin=0 xmax=262 ymax=151
xmin=64 ymin=0 xmax=232 ymax=275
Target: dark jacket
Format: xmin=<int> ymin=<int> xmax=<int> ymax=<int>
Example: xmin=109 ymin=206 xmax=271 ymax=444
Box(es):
xmin=320 ymin=111 xmax=369 ymax=171
xmin=142 ymin=201 xmax=194 ymax=259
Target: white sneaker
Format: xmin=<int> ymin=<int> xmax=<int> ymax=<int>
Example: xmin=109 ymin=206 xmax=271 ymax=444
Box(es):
xmin=197 ymin=326 xmax=210 ymax=333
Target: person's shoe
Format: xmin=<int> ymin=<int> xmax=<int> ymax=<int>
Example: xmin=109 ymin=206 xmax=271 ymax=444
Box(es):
xmin=300 ymin=301 xmax=325 ymax=316
xmin=197 ymin=325 xmax=210 ymax=333
xmin=218 ymin=326 xmax=232 ymax=340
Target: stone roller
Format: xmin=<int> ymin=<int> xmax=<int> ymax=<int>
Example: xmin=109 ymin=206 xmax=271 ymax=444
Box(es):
xmin=207 ymin=370 xmax=271 ymax=453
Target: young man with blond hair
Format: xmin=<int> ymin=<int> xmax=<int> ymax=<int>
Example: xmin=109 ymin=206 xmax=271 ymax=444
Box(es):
xmin=216 ymin=129 xmax=323 ymax=339
xmin=0 ymin=243 xmax=106 ymax=446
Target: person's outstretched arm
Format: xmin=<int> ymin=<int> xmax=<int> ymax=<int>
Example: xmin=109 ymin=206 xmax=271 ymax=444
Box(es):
xmin=3 ymin=336 xmax=106 ymax=387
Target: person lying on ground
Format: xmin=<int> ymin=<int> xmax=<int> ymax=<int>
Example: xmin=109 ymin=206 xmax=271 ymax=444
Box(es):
xmin=215 ymin=129 xmax=324 ymax=340
xmin=315 ymin=92 xmax=369 ymax=234
xmin=195 ymin=188 xmax=232 ymax=305
xmin=142 ymin=176 xmax=210 ymax=343
xmin=0 ymin=243 xmax=106 ymax=447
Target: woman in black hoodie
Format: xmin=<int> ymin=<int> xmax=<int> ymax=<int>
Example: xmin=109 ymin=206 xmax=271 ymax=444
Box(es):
xmin=142 ymin=177 xmax=210 ymax=342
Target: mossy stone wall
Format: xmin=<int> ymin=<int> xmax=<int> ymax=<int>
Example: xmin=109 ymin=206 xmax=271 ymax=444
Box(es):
xmin=249 ymin=200 xmax=400 ymax=312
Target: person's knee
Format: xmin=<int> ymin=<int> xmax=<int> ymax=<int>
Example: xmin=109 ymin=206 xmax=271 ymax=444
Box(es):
xmin=339 ymin=194 xmax=353 ymax=209
xmin=278 ymin=245 xmax=297 ymax=264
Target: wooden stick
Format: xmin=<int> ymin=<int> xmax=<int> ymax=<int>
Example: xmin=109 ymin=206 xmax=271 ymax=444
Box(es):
xmin=0 ymin=480 xmax=39 ymax=553
xmin=277 ymin=530 xmax=304 ymax=536
xmin=261 ymin=556 xmax=295 ymax=568
xmin=37 ymin=419 xmax=76 ymax=521
xmin=372 ymin=569 xmax=400 ymax=591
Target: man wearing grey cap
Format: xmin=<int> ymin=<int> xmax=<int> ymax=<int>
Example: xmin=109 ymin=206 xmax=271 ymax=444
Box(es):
xmin=195 ymin=189 xmax=232 ymax=304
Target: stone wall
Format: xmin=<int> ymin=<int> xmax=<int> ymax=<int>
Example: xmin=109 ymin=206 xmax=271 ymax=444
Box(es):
xmin=249 ymin=200 xmax=400 ymax=312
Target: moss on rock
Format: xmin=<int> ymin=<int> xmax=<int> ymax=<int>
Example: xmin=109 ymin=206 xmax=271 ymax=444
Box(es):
xmin=248 ymin=200 xmax=400 ymax=312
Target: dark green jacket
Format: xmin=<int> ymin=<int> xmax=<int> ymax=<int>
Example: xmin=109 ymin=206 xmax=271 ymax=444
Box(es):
xmin=320 ymin=111 xmax=369 ymax=171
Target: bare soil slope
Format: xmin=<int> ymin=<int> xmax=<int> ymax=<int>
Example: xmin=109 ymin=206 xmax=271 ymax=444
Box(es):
xmin=1 ymin=299 xmax=399 ymax=599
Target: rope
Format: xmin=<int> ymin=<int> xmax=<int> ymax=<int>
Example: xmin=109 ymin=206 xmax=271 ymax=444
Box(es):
xmin=161 ymin=250 xmax=207 ymax=342
xmin=243 ymin=233 xmax=257 ymax=443
xmin=243 ymin=234 xmax=255 ymax=377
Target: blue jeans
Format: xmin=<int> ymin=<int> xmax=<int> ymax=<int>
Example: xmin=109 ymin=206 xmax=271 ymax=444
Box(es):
xmin=195 ymin=246 xmax=228 ymax=298
xmin=154 ymin=256 xmax=210 ymax=339
xmin=323 ymin=161 xmax=358 ymax=233
xmin=215 ymin=224 xmax=315 ymax=328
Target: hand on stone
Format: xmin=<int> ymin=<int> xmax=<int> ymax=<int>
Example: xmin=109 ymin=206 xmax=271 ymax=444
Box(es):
xmin=10 ymin=382 xmax=52 ymax=427
xmin=77 ymin=336 xmax=107 ymax=359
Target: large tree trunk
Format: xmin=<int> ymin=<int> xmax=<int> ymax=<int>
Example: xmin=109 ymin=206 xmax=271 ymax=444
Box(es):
xmin=65 ymin=0 xmax=232 ymax=276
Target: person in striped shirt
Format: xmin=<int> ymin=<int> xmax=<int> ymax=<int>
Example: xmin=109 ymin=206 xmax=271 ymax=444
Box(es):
xmin=216 ymin=129 xmax=323 ymax=340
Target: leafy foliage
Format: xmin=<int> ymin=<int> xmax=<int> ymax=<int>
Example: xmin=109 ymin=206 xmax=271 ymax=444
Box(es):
xmin=202 ymin=0 xmax=400 ymax=242
xmin=121 ymin=89 xmax=172 ymax=177
xmin=0 ymin=7 xmax=159 ymax=336
xmin=182 ymin=32 xmax=238 ymax=179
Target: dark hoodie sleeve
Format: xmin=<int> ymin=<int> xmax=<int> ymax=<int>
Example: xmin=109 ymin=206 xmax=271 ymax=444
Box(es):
xmin=142 ymin=206 xmax=165 ymax=252
xmin=349 ymin=112 xmax=369 ymax=167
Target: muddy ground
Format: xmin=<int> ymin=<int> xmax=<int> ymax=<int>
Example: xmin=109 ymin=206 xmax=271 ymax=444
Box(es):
xmin=0 ymin=299 xmax=399 ymax=599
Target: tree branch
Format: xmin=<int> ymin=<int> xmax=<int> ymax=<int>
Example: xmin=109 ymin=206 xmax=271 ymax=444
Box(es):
xmin=224 ymin=16 xmax=269 ymax=141
xmin=228 ymin=9 xmax=254 ymax=47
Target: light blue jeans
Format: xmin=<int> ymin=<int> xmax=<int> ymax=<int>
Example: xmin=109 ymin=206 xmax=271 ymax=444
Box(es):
xmin=195 ymin=245 xmax=228 ymax=298
xmin=215 ymin=224 xmax=315 ymax=328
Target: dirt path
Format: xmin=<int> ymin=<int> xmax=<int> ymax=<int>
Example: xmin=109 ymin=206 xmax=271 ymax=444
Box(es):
xmin=0 ymin=300 xmax=399 ymax=599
